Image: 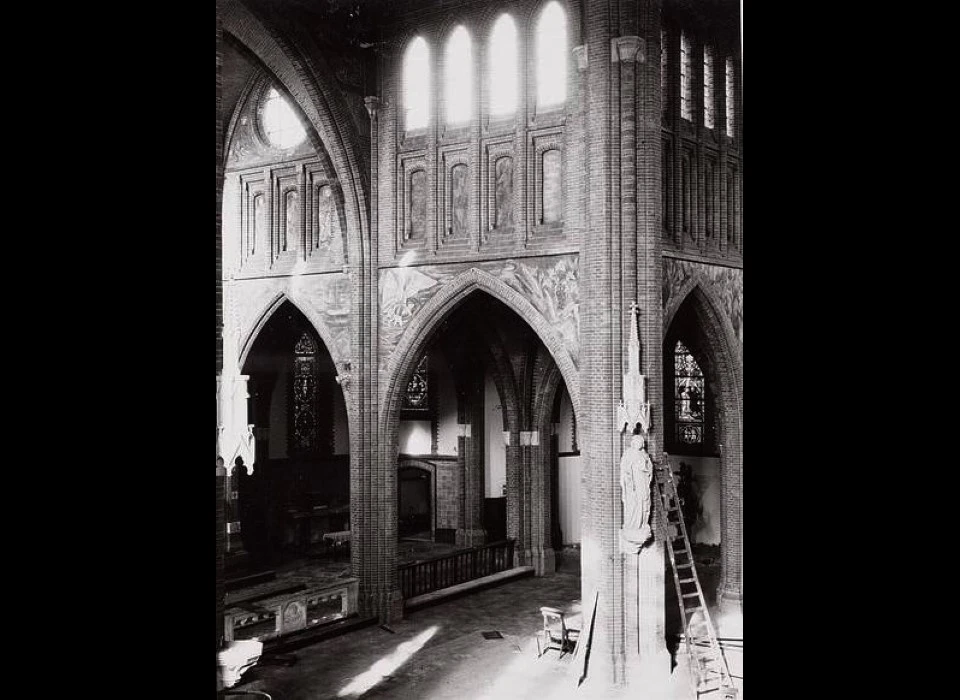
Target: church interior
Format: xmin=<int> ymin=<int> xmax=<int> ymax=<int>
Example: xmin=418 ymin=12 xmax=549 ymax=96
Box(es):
xmin=215 ymin=0 xmax=742 ymax=696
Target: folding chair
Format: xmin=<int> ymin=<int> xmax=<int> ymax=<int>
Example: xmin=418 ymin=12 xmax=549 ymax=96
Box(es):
xmin=537 ymin=606 xmax=579 ymax=658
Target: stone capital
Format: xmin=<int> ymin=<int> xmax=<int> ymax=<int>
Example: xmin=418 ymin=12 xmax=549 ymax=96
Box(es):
xmin=364 ymin=96 xmax=382 ymax=117
xmin=611 ymin=36 xmax=645 ymax=64
xmin=572 ymin=44 xmax=588 ymax=72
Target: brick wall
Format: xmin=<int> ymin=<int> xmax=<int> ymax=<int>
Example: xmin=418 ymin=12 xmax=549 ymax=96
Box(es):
xmin=435 ymin=460 xmax=461 ymax=530
xmin=216 ymin=2 xmax=225 ymax=651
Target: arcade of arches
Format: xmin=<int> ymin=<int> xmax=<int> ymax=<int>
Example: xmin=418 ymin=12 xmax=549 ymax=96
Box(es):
xmin=216 ymin=0 xmax=742 ymax=691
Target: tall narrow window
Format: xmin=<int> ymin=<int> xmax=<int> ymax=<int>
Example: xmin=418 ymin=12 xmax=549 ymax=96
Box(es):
xmin=703 ymin=45 xmax=715 ymax=129
xmin=725 ymin=57 xmax=735 ymax=138
xmin=661 ymin=29 xmax=668 ymax=113
xmin=488 ymin=14 xmax=518 ymax=117
xmin=680 ymin=33 xmax=693 ymax=121
xmin=445 ymin=26 xmax=473 ymax=125
xmin=293 ymin=332 xmax=319 ymax=454
xmin=404 ymin=37 xmax=430 ymax=131
xmin=536 ymin=1 xmax=567 ymax=109
xmin=674 ymin=341 xmax=705 ymax=445
xmin=681 ymin=153 xmax=691 ymax=234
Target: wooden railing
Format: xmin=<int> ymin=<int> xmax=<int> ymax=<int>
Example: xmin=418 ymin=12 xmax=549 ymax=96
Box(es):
xmin=398 ymin=539 xmax=516 ymax=600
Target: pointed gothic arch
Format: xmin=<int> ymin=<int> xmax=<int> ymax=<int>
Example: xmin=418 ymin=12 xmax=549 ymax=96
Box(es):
xmin=380 ymin=267 xmax=580 ymax=438
xmin=663 ymin=283 xmax=742 ymax=609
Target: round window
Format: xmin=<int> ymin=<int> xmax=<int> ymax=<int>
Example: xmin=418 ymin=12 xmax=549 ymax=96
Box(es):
xmin=260 ymin=87 xmax=306 ymax=149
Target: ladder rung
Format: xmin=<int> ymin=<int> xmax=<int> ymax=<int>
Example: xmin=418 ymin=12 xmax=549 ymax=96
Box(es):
xmin=682 ymin=592 xmax=700 ymax=598
xmin=676 ymin=562 xmax=694 ymax=568
xmin=679 ymin=578 xmax=697 ymax=584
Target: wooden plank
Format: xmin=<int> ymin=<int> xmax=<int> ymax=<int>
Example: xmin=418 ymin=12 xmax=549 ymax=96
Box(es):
xmin=574 ymin=588 xmax=599 ymax=687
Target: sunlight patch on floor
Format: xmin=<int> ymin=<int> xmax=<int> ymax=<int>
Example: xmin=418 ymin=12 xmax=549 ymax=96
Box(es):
xmin=337 ymin=625 xmax=440 ymax=697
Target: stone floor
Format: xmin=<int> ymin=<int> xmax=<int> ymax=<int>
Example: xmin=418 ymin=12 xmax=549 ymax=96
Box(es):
xmin=230 ymin=550 xmax=742 ymax=700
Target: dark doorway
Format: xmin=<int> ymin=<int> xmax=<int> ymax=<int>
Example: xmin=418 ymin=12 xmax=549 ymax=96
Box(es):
xmin=398 ymin=466 xmax=432 ymax=539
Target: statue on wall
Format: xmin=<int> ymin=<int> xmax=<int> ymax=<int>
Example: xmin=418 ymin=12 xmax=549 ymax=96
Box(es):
xmin=407 ymin=170 xmax=427 ymax=241
xmin=617 ymin=302 xmax=651 ymax=434
xmin=316 ymin=185 xmax=335 ymax=249
xmin=618 ymin=302 xmax=654 ymax=553
xmin=495 ymin=156 xmax=514 ymax=229
xmin=451 ymin=164 xmax=469 ymax=238
xmin=619 ymin=433 xmax=653 ymax=553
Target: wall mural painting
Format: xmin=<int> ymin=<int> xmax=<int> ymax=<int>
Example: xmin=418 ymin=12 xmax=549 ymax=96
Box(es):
xmin=253 ymin=194 xmax=265 ymax=256
xmin=495 ymin=156 xmax=514 ymax=230
xmin=284 ymin=190 xmax=298 ymax=251
xmin=315 ymin=185 xmax=335 ymax=250
xmin=313 ymin=184 xmax=345 ymax=264
xmin=378 ymin=255 xmax=580 ymax=371
xmin=542 ymin=149 xmax=562 ymax=224
xmin=450 ymin=164 xmax=469 ymax=239
xmin=662 ymin=258 xmax=742 ymax=345
xmin=232 ymin=273 xmax=353 ymax=366
xmin=408 ymin=170 xmax=427 ymax=241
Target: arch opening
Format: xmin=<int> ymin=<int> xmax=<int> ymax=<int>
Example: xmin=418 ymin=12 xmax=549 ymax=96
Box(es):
xmin=662 ymin=286 xmax=742 ymax=641
xmin=385 ymin=290 xmax=580 ymax=577
xmin=237 ymin=300 xmax=351 ymax=572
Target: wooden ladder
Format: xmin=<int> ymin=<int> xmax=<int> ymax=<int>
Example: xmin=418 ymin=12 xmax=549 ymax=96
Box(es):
xmin=654 ymin=461 xmax=737 ymax=699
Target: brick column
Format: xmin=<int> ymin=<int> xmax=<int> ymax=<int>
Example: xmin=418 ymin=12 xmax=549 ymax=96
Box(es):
xmin=578 ymin=0 xmax=625 ymax=683
xmin=580 ymin=0 xmax=668 ymax=690
xmin=454 ymin=366 xmax=486 ymax=546
xmin=358 ymin=95 xmax=403 ymax=623
xmin=215 ymin=0 xmax=225 ymax=652
xmin=529 ymin=425 xmax=556 ymax=576
xmin=718 ymin=388 xmax=743 ymax=627
xmin=505 ymin=436 xmax=522 ymax=565
xmin=633 ymin=0 xmax=669 ymax=682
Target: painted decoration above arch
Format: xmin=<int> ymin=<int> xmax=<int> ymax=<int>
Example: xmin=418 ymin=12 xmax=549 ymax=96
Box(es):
xmin=229 ymin=273 xmax=353 ymax=370
xmin=378 ymin=255 xmax=580 ymax=371
xmin=662 ymin=258 xmax=742 ymax=345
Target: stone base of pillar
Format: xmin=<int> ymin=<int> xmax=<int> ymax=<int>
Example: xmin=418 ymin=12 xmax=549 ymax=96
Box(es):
xmin=224 ymin=549 xmax=250 ymax=575
xmin=359 ymin=587 xmax=405 ymax=624
xmin=716 ymin=585 xmax=743 ymax=638
xmin=383 ymin=588 xmax=404 ymax=624
xmin=530 ymin=546 xmax=556 ymax=576
xmin=226 ymin=531 xmax=245 ymax=554
xmin=455 ymin=528 xmax=486 ymax=548
xmin=623 ymin=647 xmax=673 ymax=698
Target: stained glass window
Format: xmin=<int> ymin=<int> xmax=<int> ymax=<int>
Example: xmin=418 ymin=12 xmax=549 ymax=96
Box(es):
xmin=703 ymin=45 xmax=715 ymax=129
xmin=661 ymin=29 xmax=667 ymax=113
xmin=680 ymin=33 xmax=693 ymax=122
xmin=403 ymin=356 xmax=429 ymax=411
xmin=674 ymin=341 xmax=704 ymax=445
xmin=293 ymin=332 xmax=319 ymax=453
xmin=725 ymin=57 xmax=735 ymax=138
